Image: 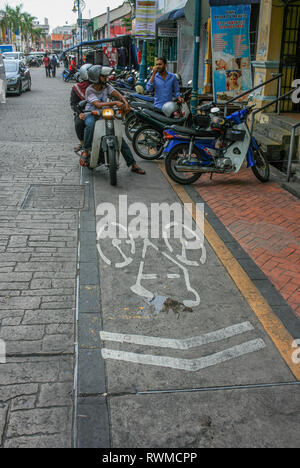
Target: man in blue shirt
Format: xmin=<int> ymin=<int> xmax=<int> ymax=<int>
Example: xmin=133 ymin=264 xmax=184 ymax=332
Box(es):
xmin=146 ymin=57 xmax=184 ymax=110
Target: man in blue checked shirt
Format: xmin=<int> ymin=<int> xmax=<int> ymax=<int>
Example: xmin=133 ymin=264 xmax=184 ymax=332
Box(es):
xmin=146 ymin=57 xmax=184 ymax=110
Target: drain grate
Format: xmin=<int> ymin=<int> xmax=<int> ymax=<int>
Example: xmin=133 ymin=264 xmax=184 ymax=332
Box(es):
xmin=21 ymin=185 xmax=86 ymax=210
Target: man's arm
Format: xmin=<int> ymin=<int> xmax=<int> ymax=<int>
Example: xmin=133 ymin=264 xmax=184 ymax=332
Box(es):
xmin=111 ymin=89 xmax=130 ymax=113
xmin=90 ymin=99 xmax=123 ymax=110
xmin=146 ymin=67 xmax=157 ymax=92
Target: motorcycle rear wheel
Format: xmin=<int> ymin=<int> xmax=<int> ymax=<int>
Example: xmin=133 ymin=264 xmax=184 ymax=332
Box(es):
xmin=165 ymin=143 xmax=202 ymax=185
xmin=251 ymin=146 xmax=270 ymax=182
xmin=125 ymin=114 xmax=142 ymax=141
xmin=133 ymin=126 xmax=164 ymax=160
xmin=108 ymin=147 xmax=117 ymax=186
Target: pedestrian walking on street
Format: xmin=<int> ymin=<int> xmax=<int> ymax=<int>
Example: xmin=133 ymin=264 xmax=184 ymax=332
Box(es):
xmin=43 ymin=54 xmax=51 ymax=78
xmin=51 ymin=55 xmax=58 ymax=78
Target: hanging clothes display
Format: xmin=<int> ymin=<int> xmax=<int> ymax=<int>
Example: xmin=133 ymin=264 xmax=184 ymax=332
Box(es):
xmin=103 ymin=46 xmax=118 ymax=67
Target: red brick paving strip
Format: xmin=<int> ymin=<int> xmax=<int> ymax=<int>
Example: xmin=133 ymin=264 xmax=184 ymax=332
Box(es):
xmin=194 ymin=168 xmax=300 ymax=318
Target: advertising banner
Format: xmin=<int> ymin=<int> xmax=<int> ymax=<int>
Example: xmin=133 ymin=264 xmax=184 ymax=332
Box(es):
xmin=135 ymin=0 xmax=158 ymax=38
xmin=211 ymin=5 xmax=252 ymax=103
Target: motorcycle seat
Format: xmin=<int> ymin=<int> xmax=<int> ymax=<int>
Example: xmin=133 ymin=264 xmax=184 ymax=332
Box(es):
xmin=130 ymin=101 xmax=156 ymax=110
xmin=130 ymin=93 xmax=154 ymax=102
xmin=171 ymin=125 xmax=217 ymax=138
xmin=143 ymin=109 xmax=186 ymax=125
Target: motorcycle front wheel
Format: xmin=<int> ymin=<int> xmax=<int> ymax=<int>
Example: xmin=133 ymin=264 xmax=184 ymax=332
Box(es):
xmin=165 ymin=143 xmax=202 ymax=185
xmin=133 ymin=126 xmax=164 ymax=160
xmin=251 ymin=146 xmax=270 ymax=182
xmin=108 ymin=147 xmax=117 ymax=186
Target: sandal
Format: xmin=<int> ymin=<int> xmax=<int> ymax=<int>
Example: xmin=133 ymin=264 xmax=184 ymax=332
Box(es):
xmin=80 ymin=150 xmax=89 ymax=167
xmin=131 ymin=164 xmax=146 ymax=175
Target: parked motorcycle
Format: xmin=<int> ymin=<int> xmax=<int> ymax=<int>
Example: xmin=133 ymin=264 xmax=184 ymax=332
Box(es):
xmin=163 ymin=101 xmax=270 ymax=185
xmin=62 ymin=68 xmax=79 ymax=83
xmin=28 ymin=57 xmax=40 ymax=68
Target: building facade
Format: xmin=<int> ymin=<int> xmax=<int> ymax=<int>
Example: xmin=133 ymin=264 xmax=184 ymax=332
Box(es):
xmin=92 ymin=2 xmax=132 ymax=40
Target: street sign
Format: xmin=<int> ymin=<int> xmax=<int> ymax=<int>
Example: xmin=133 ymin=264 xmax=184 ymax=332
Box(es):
xmin=184 ymin=0 xmax=210 ymax=27
xmin=158 ymin=27 xmax=177 ymax=37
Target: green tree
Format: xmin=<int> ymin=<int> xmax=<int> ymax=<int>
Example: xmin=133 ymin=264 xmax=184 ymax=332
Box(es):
xmin=0 ymin=3 xmax=37 ymax=50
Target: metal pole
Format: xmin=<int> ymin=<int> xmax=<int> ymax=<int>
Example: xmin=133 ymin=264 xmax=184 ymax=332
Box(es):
xmin=277 ymin=75 xmax=282 ymax=115
xmin=287 ymin=126 xmax=296 ymax=182
xmin=137 ymin=40 xmax=148 ymax=88
xmin=107 ymin=7 xmax=110 ymax=38
xmin=191 ymin=0 xmax=202 ymax=115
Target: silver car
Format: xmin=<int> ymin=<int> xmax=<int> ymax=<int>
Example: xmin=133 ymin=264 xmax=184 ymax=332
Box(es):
xmin=3 ymin=51 xmax=26 ymax=63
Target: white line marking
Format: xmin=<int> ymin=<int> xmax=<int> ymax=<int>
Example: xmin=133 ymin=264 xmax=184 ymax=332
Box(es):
xmin=101 ymin=339 xmax=266 ymax=371
xmin=100 ymin=321 xmax=255 ymax=350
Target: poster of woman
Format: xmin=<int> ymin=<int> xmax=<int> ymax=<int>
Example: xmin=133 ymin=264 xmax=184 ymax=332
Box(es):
xmin=211 ymin=5 xmax=252 ymax=103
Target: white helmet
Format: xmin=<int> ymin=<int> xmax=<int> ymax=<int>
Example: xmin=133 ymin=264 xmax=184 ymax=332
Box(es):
xmin=88 ymin=65 xmax=114 ymax=83
xmin=79 ymin=63 xmax=93 ymax=81
xmin=162 ymin=101 xmax=179 ymax=118
xmin=135 ymin=85 xmax=144 ymax=94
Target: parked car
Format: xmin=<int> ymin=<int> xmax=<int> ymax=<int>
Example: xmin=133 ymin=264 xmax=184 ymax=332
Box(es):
xmin=0 ymin=53 xmax=7 ymax=103
xmin=3 ymin=51 xmax=26 ymax=63
xmin=4 ymin=59 xmax=31 ymax=96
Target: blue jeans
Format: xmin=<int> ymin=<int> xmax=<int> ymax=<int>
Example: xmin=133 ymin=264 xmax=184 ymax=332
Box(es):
xmin=83 ymin=114 xmax=136 ymax=166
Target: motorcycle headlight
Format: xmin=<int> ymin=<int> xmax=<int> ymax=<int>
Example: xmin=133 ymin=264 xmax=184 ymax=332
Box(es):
xmin=103 ymin=108 xmax=115 ymax=120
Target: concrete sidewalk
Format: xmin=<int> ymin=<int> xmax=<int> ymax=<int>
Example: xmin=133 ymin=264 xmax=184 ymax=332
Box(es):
xmin=88 ymin=156 xmax=300 ymax=448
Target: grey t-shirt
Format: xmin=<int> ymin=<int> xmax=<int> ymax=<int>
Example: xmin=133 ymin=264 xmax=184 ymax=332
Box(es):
xmin=85 ymin=84 xmax=115 ymax=112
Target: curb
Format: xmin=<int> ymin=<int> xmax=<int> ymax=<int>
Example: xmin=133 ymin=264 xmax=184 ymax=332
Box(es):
xmin=74 ymin=167 xmax=110 ymax=448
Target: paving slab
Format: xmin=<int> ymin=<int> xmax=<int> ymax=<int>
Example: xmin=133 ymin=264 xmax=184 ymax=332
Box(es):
xmin=109 ymin=385 xmax=300 ymax=448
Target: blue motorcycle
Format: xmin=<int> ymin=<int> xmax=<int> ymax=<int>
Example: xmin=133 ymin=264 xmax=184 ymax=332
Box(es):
xmin=163 ymin=103 xmax=270 ymax=185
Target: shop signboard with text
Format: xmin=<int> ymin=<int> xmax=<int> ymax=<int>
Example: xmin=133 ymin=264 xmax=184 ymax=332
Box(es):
xmin=136 ymin=0 xmax=158 ymax=38
xmin=211 ymin=5 xmax=252 ymax=103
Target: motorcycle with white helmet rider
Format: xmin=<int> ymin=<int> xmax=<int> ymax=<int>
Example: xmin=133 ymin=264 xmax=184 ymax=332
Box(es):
xmin=79 ymin=65 xmax=145 ymax=185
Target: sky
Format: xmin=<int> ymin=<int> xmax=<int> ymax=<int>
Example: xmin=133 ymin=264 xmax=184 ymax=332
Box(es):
xmin=1 ymin=0 xmax=125 ymax=31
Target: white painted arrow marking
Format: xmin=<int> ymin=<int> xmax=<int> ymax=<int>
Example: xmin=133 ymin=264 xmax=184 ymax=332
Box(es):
xmin=101 ymin=339 xmax=266 ymax=372
xmin=100 ymin=321 xmax=255 ymax=350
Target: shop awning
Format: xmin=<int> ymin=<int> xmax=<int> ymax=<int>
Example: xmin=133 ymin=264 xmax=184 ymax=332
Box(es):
xmin=156 ymin=7 xmax=185 ymax=24
xmin=60 ymin=36 xmax=130 ymax=57
xmin=209 ymin=0 xmax=260 ymax=4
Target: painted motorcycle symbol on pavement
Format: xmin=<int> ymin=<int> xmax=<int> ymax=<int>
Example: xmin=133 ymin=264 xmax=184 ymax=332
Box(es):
xmin=97 ymin=222 xmax=206 ymax=308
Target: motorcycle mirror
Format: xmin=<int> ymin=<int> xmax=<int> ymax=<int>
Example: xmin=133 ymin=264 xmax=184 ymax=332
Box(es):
xmin=211 ymin=107 xmax=221 ymax=114
xmin=188 ymin=80 xmax=192 ymax=86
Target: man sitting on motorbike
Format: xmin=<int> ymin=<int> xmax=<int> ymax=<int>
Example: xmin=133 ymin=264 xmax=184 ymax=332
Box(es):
xmin=80 ymin=65 xmax=145 ymax=174
xmin=70 ymin=63 xmax=93 ymax=153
